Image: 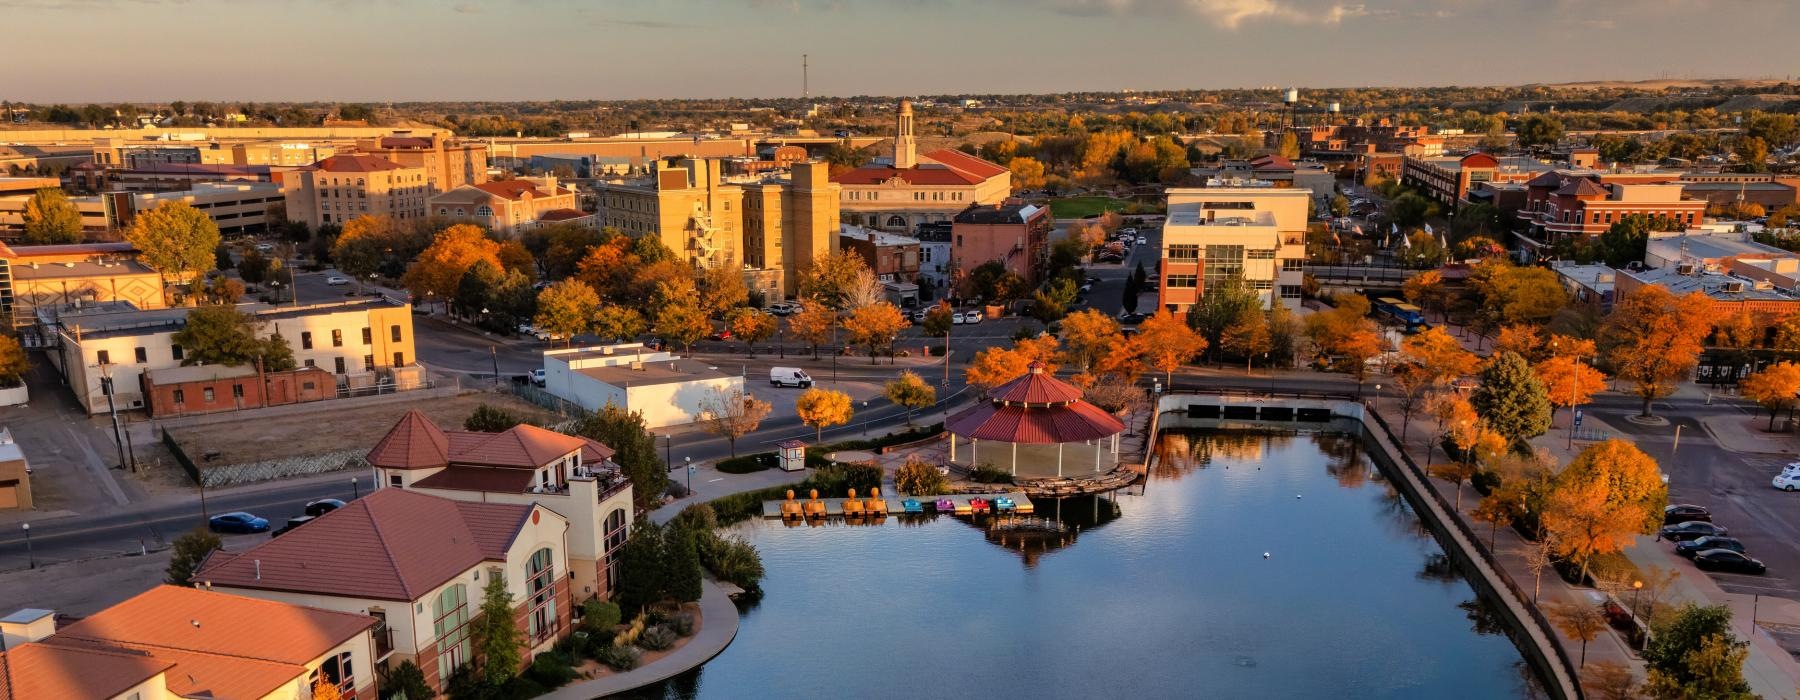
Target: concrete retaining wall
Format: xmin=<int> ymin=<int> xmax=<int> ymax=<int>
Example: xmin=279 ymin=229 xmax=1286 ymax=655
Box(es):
xmin=1153 ymin=393 xmax=1583 ymax=700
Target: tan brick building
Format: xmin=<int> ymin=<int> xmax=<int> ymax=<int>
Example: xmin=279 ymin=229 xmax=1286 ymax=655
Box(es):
xmin=429 ymin=175 xmax=580 ymax=237
xmin=355 ymin=133 xmax=489 ymax=194
xmin=281 ymin=154 xmax=430 ymax=229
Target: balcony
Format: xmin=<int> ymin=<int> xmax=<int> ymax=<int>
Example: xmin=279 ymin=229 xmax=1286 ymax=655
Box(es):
xmin=372 ymin=623 xmax=394 ymax=661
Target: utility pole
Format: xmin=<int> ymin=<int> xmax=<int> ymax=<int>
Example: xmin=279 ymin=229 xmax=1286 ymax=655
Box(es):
xmin=99 ymin=368 xmax=129 ymax=472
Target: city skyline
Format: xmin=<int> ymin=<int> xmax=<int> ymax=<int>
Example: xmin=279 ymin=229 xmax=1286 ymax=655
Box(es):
xmin=7 ymin=0 xmax=1799 ymax=102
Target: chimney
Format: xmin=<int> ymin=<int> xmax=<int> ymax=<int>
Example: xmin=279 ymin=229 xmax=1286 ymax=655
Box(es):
xmin=254 ymin=559 xmax=261 ymax=580
xmin=1 ymin=608 xmax=57 ymax=647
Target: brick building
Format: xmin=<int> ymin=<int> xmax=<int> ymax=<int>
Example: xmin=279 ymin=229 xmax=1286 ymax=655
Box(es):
xmin=280 ymin=154 xmax=430 ymax=229
xmin=949 ymin=202 xmax=1050 ymax=286
xmin=141 ymin=364 xmax=337 ymax=417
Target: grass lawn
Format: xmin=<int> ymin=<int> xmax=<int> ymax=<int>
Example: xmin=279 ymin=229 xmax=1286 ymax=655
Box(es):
xmin=1049 ymin=196 xmax=1131 ymax=219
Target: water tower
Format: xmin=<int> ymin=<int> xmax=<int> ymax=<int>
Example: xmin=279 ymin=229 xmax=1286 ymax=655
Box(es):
xmin=1282 ymin=88 xmax=1300 ymax=127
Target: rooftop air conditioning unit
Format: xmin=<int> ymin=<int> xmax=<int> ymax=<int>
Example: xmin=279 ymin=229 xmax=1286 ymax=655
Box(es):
xmin=1723 ymin=281 xmax=1747 ymax=293
xmin=1676 ymin=263 xmax=1697 ymax=275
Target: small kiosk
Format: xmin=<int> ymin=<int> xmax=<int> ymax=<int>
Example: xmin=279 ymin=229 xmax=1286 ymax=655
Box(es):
xmin=778 ymin=439 xmax=808 ymax=472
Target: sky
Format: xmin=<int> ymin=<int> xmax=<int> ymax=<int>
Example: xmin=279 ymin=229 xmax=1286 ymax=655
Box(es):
xmin=6 ymin=0 xmax=1800 ymax=102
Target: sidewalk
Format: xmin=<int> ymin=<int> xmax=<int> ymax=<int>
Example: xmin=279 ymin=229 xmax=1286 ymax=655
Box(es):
xmin=1621 ymin=537 xmax=1800 ymax=698
xmin=541 ymin=578 xmax=740 ymax=699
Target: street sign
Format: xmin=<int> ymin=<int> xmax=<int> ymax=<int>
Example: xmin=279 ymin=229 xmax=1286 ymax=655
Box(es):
xmin=688 ymin=465 xmax=697 ymax=476
xmin=1573 ymin=409 xmax=1583 ymax=427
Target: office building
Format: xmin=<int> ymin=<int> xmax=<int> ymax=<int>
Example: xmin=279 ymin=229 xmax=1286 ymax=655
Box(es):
xmin=1159 ymin=185 xmax=1310 ymax=312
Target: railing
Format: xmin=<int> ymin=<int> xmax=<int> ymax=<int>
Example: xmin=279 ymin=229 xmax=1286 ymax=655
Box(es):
xmin=372 ymin=623 xmax=394 ymax=660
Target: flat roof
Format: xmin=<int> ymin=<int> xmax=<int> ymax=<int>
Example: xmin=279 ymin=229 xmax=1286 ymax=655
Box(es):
xmin=1166 ymin=211 xmax=1277 ymax=227
xmin=145 ymin=364 xmax=258 ymax=385
xmin=0 ymin=608 xmax=52 ymax=624
xmin=10 ymin=258 xmax=154 ymax=280
xmin=1625 ymin=267 xmax=1800 ymax=302
xmin=1647 ymin=234 xmax=1793 ymax=261
xmin=578 ymin=359 xmax=735 ymax=387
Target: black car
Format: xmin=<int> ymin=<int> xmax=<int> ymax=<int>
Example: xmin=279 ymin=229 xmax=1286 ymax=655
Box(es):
xmin=1676 ymin=536 xmax=1746 ymax=558
xmin=304 ymin=498 xmax=347 ymax=517
xmin=1694 ymin=550 xmax=1767 ymax=575
xmin=1663 ymin=504 xmax=1712 ymax=525
xmin=272 ymin=516 xmax=315 ymax=537
xmin=1660 ymin=521 xmax=1729 ymax=542
xmin=1118 ymin=312 xmax=1149 ymax=325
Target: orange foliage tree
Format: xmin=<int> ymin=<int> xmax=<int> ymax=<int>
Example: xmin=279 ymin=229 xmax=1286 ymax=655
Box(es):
xmin=794 ymin=387 xmax=854 ymax=441
xmin=1536 ymin=355 xmax=1607 ymax=419
xmin=1542 ymin=439 xmax=1667 ymax=583
xmin=965 ymin=335 xmax=1061 ymax=392
xmin=402 ymin=224 xmax=502 ymax=304
xmin=842 ymin=302 xmax=910 ymax=364
xmin=1138 ymin=309 xmax=1208 ymax=385
xmin=1740 ymin=361 xmax=1800 ymax=431
xmin=1600 ymin=286 xmax=1715 ymax=417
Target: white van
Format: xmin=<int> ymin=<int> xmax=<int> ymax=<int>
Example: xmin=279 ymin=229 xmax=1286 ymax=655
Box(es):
xmin=770 ymin=367 xmax=813 ymax=388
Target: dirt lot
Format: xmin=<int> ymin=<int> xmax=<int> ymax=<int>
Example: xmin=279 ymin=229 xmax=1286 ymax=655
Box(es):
xmin=168 ymin=393 xmax=561 ymax=467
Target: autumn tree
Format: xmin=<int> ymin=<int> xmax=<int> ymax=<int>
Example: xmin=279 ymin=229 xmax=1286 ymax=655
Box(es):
xmin=1739 ymin=361 xmax=1800 ymax=431
xmin=1059 ymin=308 xmax=1123 ymax=371
xmin=1493 ymin=325 xmax=1543 ymax=362
xmin=1582 ymin=661 xmax=1639 ymax=700
xmin=1008 ymin=156 xmax=1046 ymax=190
xmin=126 ymin=200 xmax=222 ymax=289
xmin=788 ymin=298 xmax=837 ymax=359
xmin=533 ymin=279 xmax=598 ymax=345
xmin=883 ymin=371 xmax=937 ymax=425
xmin=20 ymin=187 xmax=83 ymax=244
xmin=697 ymin=386 xmax=772 ymax=457
xmin=1401 ymin=269 xmax=1447 ymax=320
xmin=1601 ymin=286 xmax=1715 ymax=417
xmin=1471 ymin=260 xmax=1568 ymax=330
xmin=1536 ymin=355 xmax=1606 ymax=422
xmin=331 ymin=214 xmax=402 ymax=283
xmin=312 ymin=674 xmax=344 ymax=700
xmin=496 ymin=240 xmax=535 ymax=276
xmin=1543 ymin=439 xmax=1668 ymax=583
xmin=1222 ymin=312 xmax=1273 ymax=372
xmin=1139 ymin=309 xmax=1208 ymax=385
xmin=797 ymin=251 xmax=873 ymax=311
xmin=1095 ymin=334 xmax=1148 ymax=383
xmin=1402 ymin=326 xmax=1478 ymax=389
xmin=1547 ymin=601 xmax=1608 ymax=668
xmin=726 ymin=307 xmax=777 ymax=357
xmin=1471 ymin=351 xmax=1552 ymax=443
xmin=696 ymin=261 xmax=749 ymax=318
xmin=1305 ymin=294 xmax=1386 ymax=389
xmin=0 ymin=336 xmax=27 ymax=388
xmin=1642 ymin=604 xmax=1754 ymax=700
xmin=591 ymin=304 xmax=647 ymax=344
xmin=795 ymin=387 xmax=853 ymax=441
xmin=966 ymin=335 xmax=1061 ymax=393
xmin=402 ymin=224 xmax=501 ymax=303
xmin=653 ymin=282 xmax=710 ymax=354
xmin=842 ymin=302 xmax=909 ymax=363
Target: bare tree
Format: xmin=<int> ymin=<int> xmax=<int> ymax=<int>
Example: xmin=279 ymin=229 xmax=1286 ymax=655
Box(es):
xmin=1519 ymin=536 xmax=1557 ymax=603
xmin=1547 ymin=601 xmax=1607 ymax=668
xmin=697 ymin=386 xmax=773 ymax=458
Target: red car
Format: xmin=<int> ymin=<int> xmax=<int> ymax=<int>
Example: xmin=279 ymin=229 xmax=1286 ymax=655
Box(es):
xmin=710 ymin=329 xmax=732 ymax=341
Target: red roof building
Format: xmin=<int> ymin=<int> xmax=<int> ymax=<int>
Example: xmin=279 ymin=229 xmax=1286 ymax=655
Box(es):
xmin=833 ymin=99 xmax=1013 ymax=232
xmin=946 ymin=363 xmax=1125 ymax=479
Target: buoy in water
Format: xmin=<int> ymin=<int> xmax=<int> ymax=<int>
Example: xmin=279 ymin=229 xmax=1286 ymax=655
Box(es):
xmin=1296 ymin=494 xmax=1302 ymax=499
xmin=1263 ymin=552 xmax=1271 ymax=559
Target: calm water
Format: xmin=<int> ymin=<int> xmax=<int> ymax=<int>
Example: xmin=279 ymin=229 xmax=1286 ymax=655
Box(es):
xmin=620 ymin=430 xmax=1538 ymax=699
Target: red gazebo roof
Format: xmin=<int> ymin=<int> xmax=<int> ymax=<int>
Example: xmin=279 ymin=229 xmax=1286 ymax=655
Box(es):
xmin=947 ymin=363 xmax=1125 ymax=444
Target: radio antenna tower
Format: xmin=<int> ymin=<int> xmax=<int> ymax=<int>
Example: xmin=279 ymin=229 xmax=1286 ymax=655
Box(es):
xmin=803 ymin=54 xmax=810 ymax=100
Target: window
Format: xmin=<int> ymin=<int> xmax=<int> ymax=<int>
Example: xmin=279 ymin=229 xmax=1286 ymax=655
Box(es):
xmin=528 ymin=547 xmax=558 ymax=641
xmin=1168 ymin=244 xmax=1200 ymax=260
xmin=391 ymin=473 xmax=403 ymax=487
xmin=475 ymin=205 xmax=493 ymax=218
xmin=1252 ymin=280 xmax=1274 ymax=290
xmin=362 ymin=327 xmax=372 ymax=345
xmin=203 ymin=388 xmax=214 ymax=402
xmin=604 ymin=509 xmax=628 ymax=591
xmin=331 ymin=329 xmax=343 ymax=348
xmin=1166 ymin=275 xmax=1198 ymax=288
xmin=301 ymin=332 xmax=313 ymax=350
xmin=1247 ymin=249 xmax=1276 ymax=260
xmin=304 ymin=359 xmax=316 ymax=368
xmin=364 ymin=355 xmax=376 ymax=371
xmin=1203 ymin=244 xmax=1245 ymax=290
xmin=232 ymin=384 xmax=244 ymax=399
xmin=311 ymin=652 xmax=355 ymax=695
xmin=390 ymin=325 xmax=402 ymax=342
xmin=173 ymin=389 xmax=185 ymax=404
xmin=171 ymin=344 xmax=184 ymax=361
xmin=432 ymin=584 xmax=471 ymax=683
xmin=334 ymin=357 xmax=346 ymax=374
xmin=1280 ymin=284 xmax=1303 ymax=299
xmin=1282 ymin=259 xmax=1306 ymax=272
xmin=394 ymin=351 xmax=406 ymax=366
xmin=97 ymin=350 xmax=111 ymax=365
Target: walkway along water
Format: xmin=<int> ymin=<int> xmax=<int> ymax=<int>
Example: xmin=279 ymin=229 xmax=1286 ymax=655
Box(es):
xmin=1152 ymin=392 xmax=1584 ymax=700
xmin=539 ymin=579 xmax=741 ymax=700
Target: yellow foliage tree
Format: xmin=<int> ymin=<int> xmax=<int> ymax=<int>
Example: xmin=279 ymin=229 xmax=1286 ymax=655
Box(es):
xmin=842 ymin=302 xmax=909 ymax=364
xmin=787 ymin=298 xmax=837 ymax=359
xmin=1138 ymin=309 xmax=1207 ymax=385
xmin=311 ymin=675 xmax=343 ymax=700
xmin=1740 ymin=361 xmax=1800 ymax=431
xmin=1543 ymin=439 xmax=1667 ymax=583
xmin=1401 ymin=326 xmax=1478 ymax=387
xmin=1059 ymin=308 xmax=1123 ymax=371
xmin=533 ymin=279 xmax=598 ymax=345
xmin=883 ymin=371 xmax=937 ymax=425
xmin=794 ymin=387 xmax=853 ymax=441
xmin=1494 ymin=324 xmax=1544 ymax=362
xmin=966 ymin=335 xmax=1061 ymax=392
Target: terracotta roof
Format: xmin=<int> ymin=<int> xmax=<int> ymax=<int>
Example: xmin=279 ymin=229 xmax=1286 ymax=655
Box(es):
xmin=833 ymin=164 xmax=983 ymax=186
xmin=1250 ymin=154 xmax=1295 ymax=170
xmin=55 ymin=585 xmax=374 ymax=666
xmin=0 ymin=642 xmax=172 ymax=700
xmin=413 ymin=465 xmax=535 ymax=492
xmin=473 ymin=180 xmax=569 ymax=201
xmin=313 ymin=154 xmax=406 ymax=173
xmin=1555 ymin=178 xmax=1608 ymax=197
xmin=377 ymin=136 xmax=435 ymax=149
xmin=988 ymin=363 xmax=1085 ymax=404
xmin=922 ymin=148 xmax=1009 ymax=179
xmin=195 ymin=489 xmax=533 ymax=601
xmin=445 ymin=424 xmax=599 ymax=468
xmin=366 ymin=409 xmax=449 ymax=470
xmin=946 ymin=400 xmax=1124 ymax=443
xmin=538 ymin=208 xmax=589 ymax=222
xmin=1460 ymin=152 xmax=1500 ymax=169
xmin=1526 ymin=171 xmax=1566 ymax=188
xmin=90 ymin=641 xmax=306 ymax=700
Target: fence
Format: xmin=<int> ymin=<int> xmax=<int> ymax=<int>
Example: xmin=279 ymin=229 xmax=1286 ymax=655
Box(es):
xmin=163 ymin=426 xmax=370 ymax=488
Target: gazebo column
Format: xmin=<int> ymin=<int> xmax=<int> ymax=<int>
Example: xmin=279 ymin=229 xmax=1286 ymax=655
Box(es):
xmin=1095 ymin=438 xmax=1102 ymax=473
xmin=950 ymin=433 xmax=957 ymax=462
xmin=1057 ymin=442 xmax=1064 ymax=478
xmin=1011 ymin=441 xmax=1018 ymax=477
xmin=1111 ymin=433 xmax=1119 ymax=455
xmin=972 ymin=438 xmax=977 ymax=467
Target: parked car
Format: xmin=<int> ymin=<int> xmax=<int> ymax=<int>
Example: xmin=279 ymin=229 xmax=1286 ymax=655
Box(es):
xmin=769 ymin=367 xmax=813 ymax=388
xmin=1773 ymin=463 xmax=1800 ymax=491
xmin=304 ymin=498 xmax=346 ymax=517
xmin=1693 ymin=550 xmax=1767 ymax=575
xmin=765 ymin=301 xmax=800 ymax=316
xmin=1136 ymin=235 xmax=1148 ymax=245
xmin=1118 ymin=312 xmax=1148 ymax=325
xmin=1085 ymin=276 xmax=1101 ymax=285
xmin=1660 ymin=521 xmax=1729 ymax=542
xmin=1663 ymin=504 xmax=1712 ymax=525
xmin=325 ymin=275 xmax=351 ymax=286
xmin=271 ymin=516 xmax=314 ymax=538
xmin=254 ymin=243 xmax=275 ymax=252
xmin=709 ymin=329 xmax=733 ymax=341
xmin=1676 ymin=536 xmax=1746 ymax=559
xmin=962 ymin=309 xmax=984 ymax=324
xmin=530 ymin=369 xmax=546 ymax=387
xmin=209 ymin=512 xmax=270 ymax=534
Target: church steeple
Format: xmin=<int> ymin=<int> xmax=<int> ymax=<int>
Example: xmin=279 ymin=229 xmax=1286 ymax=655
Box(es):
xmin=893 ymin=98 xmax=917 ymax=170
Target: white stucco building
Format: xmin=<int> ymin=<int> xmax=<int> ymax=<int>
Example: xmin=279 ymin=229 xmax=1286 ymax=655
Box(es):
xmin=542 ymin=344 xmax=745 ymax=429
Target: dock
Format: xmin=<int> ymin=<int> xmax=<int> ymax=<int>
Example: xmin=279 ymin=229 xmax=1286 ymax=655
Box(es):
xmin=761 ymin=491 xmax=1035 ymax=518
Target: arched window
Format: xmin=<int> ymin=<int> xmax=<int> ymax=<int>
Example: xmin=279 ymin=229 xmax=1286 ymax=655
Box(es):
xmin=438 ymin=207 xmax=448 ymax=215
xmin=454 ymin=208 xmax=466 ymax=216
xmin=431 ymin=584 xmax=470 ymax=682
xmin=475 ymin=205 xmax=493 ymax=218
xmin=604 ymin=509 xmax=628 ymax=591
xmin=886 ymin=215 xmax=907 ymax=229
xmin=527 ymin=547 xmax=557 ymax=640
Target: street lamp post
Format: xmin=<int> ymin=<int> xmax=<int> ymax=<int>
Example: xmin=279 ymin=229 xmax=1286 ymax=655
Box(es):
xmin=663 ymin=434 xmax=672 ymax=471
xmin=1632 ymin=580 xmax=1644 ymax=617
xmin=22 ymin=523 xmax=33 ymax=569
xmin=684 ymin=456 xmax=693 ymax=495
xmin=351 ymin=476 xmax=360 ymax=500
xmin=489 ymin=345 xmax=500 ymax=382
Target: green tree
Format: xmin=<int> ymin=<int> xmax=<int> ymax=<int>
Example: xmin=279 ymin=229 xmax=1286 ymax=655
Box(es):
xmin=455 ymin=259 xmax=504 ymax=322
xmin=464 ymin=404 xmax=522 ymax=432
xmin=569 ymin=404 xmax=667 ymax=512
xmin=1030 ymin=278 xmax=1079 ymax=323
xmin=1734 ymin=135 xmax=1770 ymax=173
xmin=471 ymin=571 xmax=521 ymax=688
xmin=883 ymin=371 xmax=937 ymax=424
xmin=171 ymin=305 xmax=295 ymax=370
xmin=165 ymin=528 xmax=221 ymax=585
xmin=533 ymin=279 xmax=599 ymax=345
xmin=20 ymin=188 xmax=83 ymax=244
xmin=1600 ymin=214 xmax=1684 ymax=268
xmin=616 ymin=521 xmax=668 ymax=611
xmin=126 ymin=200 xmax=222 ymax=288
xmin=592 ymin=304 xmax=647 ymax=344
xmin=1186 ymin=273 xmax=1261 ymax=357
xmin=1450 ymin=202 xmax=1505 ymax=241
xmin=379 ymin=661 xmax=433 ymax=700
xmin=1470 ymin=351 xmax=1552 ymax=443
xmin=664 ymin=522 xmax=704 ymax=604
xmin=1642 ymin=604 xmax=1755 ymax=700
xmin=1517 ymin=114 xmax=1565 ymax=149
xmin=1389 ymin=192 xmax=1439 ymax=229
xmin=1329 ymin=194 xmax=1351 ymax=218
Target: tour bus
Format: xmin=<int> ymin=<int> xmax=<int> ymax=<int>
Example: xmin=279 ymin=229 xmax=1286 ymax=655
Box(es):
xmin=1372 ymin=297 xmax=1429 ymax=334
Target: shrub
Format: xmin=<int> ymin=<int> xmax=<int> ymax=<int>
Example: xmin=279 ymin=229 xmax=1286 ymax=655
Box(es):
xmin=612 ymin=615 xmax=646 ymax=648
xmin=716 ymin=452 xmax=777 ymax=474
xmin=821 ymin=423 xmax=943 ymax=452
xmin=380 ymin=660 xmax=432 ymax=700
xmin=970 ymin=463 xmax=1013 ymax=484
xmin=639 ymin=625 xmax=677 ymax=651
xmin=704 ymin=533 xmax=766 ymax=591
xmin=524 ymin=652 xmax=578 ymax=688
xmin=1470 ymin=469 xmax=1502 ymax=496
xmin=464 ymin=403 xmax=524 ymax=432
xmin=499 ymin=676 xmax=548 ymax=698
xmin=895 ymin=457 xmax=949 ymax=495
xmin=672 ymin=611 xmax=696 ymax=637
xmin=597 ymin=644 xmax=641 ymax=671
xmin=581 ymin=599 xmax=621 ymax=637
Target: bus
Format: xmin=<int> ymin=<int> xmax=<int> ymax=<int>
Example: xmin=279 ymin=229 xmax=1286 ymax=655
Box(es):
xmin=1372 ymin=297 xmax=1429 ymax=334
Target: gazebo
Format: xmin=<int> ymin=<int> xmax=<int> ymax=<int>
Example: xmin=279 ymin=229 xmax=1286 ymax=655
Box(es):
xmin=946 ymin=362 xmax=1127 ymax=478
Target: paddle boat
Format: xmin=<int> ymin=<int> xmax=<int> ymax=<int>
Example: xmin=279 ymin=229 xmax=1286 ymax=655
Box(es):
xmin=902 ymin=498 xmax=924 ymax=514
xmin=994 ymin=496 xmax=1016 ymax=513
xmin=969 ymin=497 xmax=992 ymax=514
xmin=934 ymin=497 xmax=956 ymax=513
